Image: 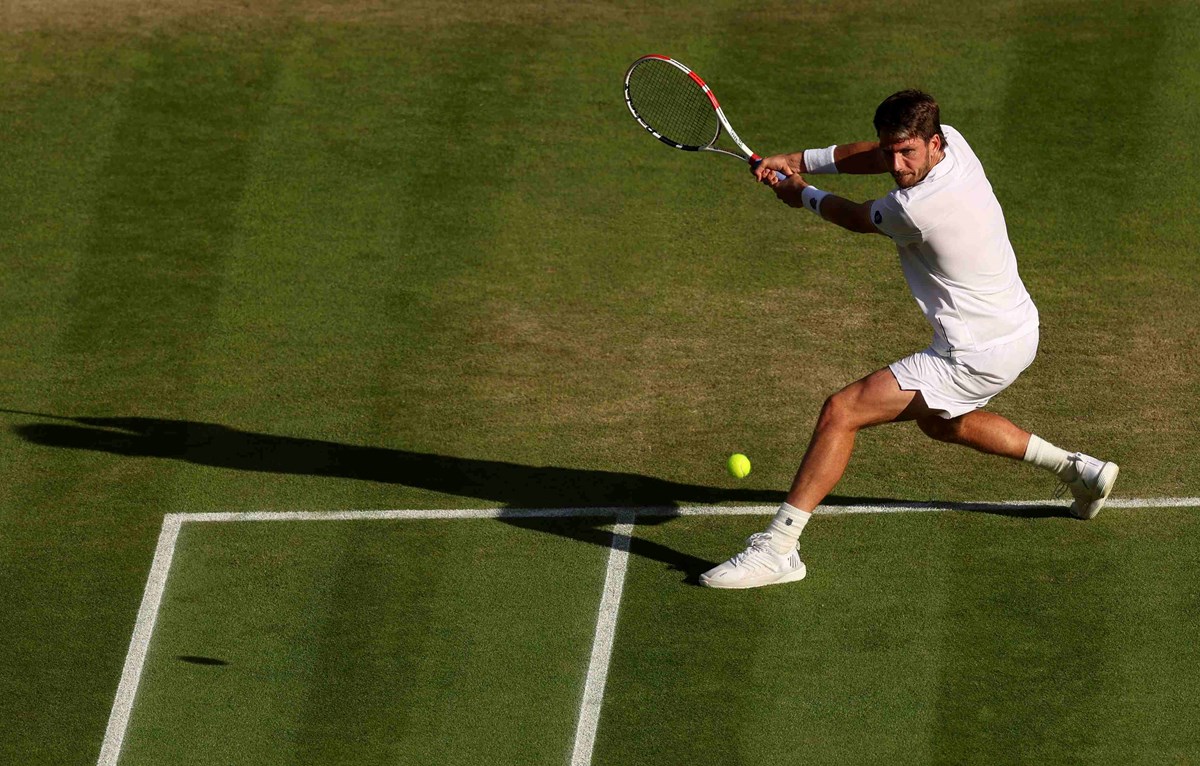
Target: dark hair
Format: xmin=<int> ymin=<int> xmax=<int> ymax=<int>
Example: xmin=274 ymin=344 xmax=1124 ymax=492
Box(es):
xmin=873 ymin=90 xmax=945 ymax=145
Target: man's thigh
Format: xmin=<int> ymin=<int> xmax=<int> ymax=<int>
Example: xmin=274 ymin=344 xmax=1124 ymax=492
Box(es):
xmin=831 ymin=367 xmax=936 ymax=429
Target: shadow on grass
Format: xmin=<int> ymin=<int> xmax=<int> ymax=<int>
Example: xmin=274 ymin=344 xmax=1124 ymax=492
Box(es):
xmin=6 ymin=411 xmax=786 ymax=507
xmin=4 ymin=410 xmax=1068 ymax=583
xmin=4 ymin=410 xmax=774 ymax=581
xmin=177 ymin=655 xmax=229 ymax=667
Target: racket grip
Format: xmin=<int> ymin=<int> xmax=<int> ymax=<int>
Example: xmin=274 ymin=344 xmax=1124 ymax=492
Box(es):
xmin=750 ymin=156 xmax=788 ymax=182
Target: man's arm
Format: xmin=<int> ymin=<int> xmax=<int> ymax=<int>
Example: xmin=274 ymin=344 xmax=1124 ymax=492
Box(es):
xmin=748 ymin=166 xmax=883 ymax=234
xmin=810 ymin=193 xmax=879 ymax=234
xmin=759 ymin=141 xmax=887 ymax=175
xmin=829 ymin=141 xmax=887 ymax=175
xmin=763 ymin=174 xmax=881 ymax=235
xmin=752 ymin=146 xmax=888 ymax=234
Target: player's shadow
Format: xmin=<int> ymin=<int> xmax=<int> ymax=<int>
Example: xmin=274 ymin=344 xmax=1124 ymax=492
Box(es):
xmin=4 ymin=410 xmax=1066 ymax=582
xmin=4 ymin=411 xmax=780 ymax=580
xmin=7 ymin=411 xmax=786 ymax=507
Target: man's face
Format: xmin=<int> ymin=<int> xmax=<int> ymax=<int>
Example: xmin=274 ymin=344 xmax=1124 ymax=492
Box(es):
xmin=879 ymin=133 xmax=943 ymax=189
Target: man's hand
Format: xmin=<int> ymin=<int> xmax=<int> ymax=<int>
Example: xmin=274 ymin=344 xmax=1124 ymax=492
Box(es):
xmin=769 ymin=173 xmax=811 ymax=208
xmin=753 ymin=155 xmax=811 ymax=207
xmin=752 ymin=153 xmax=801 ymax=184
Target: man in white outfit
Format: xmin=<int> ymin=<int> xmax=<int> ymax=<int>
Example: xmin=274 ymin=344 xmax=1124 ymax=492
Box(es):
xmin=701 ymin=90 xmax=1119 ymax=589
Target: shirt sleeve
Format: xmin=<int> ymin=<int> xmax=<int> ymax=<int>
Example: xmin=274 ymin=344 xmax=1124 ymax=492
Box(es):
xmin=870 ymin=193 xmax=921 ymax=241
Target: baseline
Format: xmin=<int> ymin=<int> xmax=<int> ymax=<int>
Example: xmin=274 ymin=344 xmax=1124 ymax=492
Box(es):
xmin=181 ymin=496 xmax=1200 ymax=524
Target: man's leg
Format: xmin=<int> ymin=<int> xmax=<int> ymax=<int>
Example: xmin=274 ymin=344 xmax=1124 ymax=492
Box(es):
xmin=916 ymin=410 xmax=1119 ymax=519
xmin=914 ymin=409 xmax=1030 ymax=459
xmin=784 ymin=366 xmax=931 ymax=512
xmin=700 ymin=367 xmax=930 ymax=589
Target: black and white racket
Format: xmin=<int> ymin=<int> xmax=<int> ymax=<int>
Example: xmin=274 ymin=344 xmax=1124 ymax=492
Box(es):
xmin=623 ymin=54 xmax=786 ymax=181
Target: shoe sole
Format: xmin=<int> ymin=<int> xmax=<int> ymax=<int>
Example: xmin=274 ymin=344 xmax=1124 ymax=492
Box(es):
xmin=700 ymin=562 xmax=807 ymax=589
xmin=1072 ymin=462 xmax=1119 ymax=520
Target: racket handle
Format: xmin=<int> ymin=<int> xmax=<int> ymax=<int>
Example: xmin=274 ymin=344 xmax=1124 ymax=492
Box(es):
xmin=750 ymin=156 xmax=788 ymax=182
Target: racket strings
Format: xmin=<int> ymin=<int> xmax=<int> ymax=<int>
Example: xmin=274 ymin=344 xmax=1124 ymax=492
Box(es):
xmin=627 ymin=60 xmax=720 ymax=148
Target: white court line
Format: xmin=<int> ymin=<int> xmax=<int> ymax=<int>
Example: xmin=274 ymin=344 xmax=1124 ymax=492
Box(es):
xmin=96 ymin=495 xmax=1200 ymax=765
xmin=179 ymin=496 xmax=1200 ymax=524
xmin=96 ymin=514 xmax=184 ymax=766
xmin=570 ymin=513 xmax=635 ymax=766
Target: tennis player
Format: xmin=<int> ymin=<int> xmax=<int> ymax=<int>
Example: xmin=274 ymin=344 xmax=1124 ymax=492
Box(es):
xmin=701 ymin=90 xmax=1119 ymax=589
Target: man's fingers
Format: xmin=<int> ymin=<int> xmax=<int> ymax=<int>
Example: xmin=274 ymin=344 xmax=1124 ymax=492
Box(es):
xmin=753 ymin=156 xmax=792 ymax=183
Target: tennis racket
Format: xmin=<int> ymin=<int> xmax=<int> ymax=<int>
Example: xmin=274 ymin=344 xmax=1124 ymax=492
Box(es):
xmin=623 ymin=54 xmax=786 ymax=181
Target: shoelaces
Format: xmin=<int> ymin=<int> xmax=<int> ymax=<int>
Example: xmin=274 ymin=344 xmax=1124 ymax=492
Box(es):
xmin=730 ymin=532 xmax=773 ymax=566
xmin=1054 ymin=453 xmax=1087 ymax=499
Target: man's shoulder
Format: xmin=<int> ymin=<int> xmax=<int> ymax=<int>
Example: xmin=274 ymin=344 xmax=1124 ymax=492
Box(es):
xmin=941 ymin=124 xmax=982 ymax=173
xmin=870 ymin=193 xmax=920 ymax=238
xmin=876 ymin=178 xmax=953 ymax=238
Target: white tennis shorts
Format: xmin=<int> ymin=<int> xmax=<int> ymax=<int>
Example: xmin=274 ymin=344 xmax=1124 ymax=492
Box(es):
xmin=889 ymin=330 xmax=1039 ymax=419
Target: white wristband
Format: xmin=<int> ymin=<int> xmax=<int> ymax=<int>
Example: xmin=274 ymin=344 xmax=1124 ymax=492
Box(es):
xmin=801 ymin=186 xmax=830 ymax=215
xmin=802 ymin=144 xmax=839 ymax=174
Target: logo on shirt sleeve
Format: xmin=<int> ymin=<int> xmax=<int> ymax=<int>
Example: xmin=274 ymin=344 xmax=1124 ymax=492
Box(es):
xmin=809 ymin=198 xmax=818 ymax=210
xmin=874 ymin=210 xmax=883 ymax=225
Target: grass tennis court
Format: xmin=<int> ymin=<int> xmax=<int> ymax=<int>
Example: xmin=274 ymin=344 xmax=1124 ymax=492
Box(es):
xmin=115 ymin=516 xmax=609 ymax=765
xmin=95 ymin=506 xmax=1200 ymax=765
xmin=2 ymin=1 xmax=1198 ymax=763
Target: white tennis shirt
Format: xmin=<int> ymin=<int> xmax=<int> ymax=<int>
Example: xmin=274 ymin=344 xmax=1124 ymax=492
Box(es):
xmin=870 ymin=125 xmax=1038 ymax=356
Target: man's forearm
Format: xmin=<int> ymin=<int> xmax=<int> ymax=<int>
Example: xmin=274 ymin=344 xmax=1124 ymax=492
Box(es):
xmin=792 ymin=141 xmax=886 ymax=175
xmin=833 ymin=141 xmax=886 ymax=174
xmin=814 ymin=194 xmax=878 ymax=234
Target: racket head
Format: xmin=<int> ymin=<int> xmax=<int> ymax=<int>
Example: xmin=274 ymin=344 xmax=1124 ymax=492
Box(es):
xmin=623 ymin=55 xmax=724 ymax=152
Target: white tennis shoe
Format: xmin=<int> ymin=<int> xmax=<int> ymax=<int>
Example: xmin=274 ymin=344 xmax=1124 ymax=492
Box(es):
xmin=700 ymin=532 xmax=806 ymax=589
xmin=1061 ymin=453 xmax=1120 ymax=520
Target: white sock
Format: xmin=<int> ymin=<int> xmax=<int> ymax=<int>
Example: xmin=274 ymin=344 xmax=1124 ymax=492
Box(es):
xmin=766 ymin=502 xmax=811 ymax=554
xmin=1023 ymin=435 xmax=1076 ymax=480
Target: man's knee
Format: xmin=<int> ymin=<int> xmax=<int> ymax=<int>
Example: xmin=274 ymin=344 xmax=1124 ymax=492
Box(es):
xmin=817 ymin=390 xmax=856 ymax=432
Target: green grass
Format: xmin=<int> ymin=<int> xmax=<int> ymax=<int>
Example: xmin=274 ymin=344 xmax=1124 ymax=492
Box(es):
xmin=605 ymin=510 xmax=1200 ymax=765
xmin=1 ymin=0 xmax=1198 ymax=763
xmin=77 ymin=509 xmax=1200 ymax=766
xmin=121 ymin=519 xmax=608 ymax=764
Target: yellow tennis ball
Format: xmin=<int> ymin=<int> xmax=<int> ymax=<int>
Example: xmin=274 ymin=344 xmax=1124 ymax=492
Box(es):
xmin=727 ymin=453 xmax=751 ymax=479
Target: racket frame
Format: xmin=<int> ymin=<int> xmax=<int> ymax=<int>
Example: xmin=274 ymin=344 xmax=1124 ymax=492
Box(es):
xmin=623 ymin=54 xmax=765 ymax=165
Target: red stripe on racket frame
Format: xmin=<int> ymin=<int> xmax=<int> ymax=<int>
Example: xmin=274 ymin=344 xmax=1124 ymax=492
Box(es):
xmin=685 ymin=69 xmax=721 ymax=110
